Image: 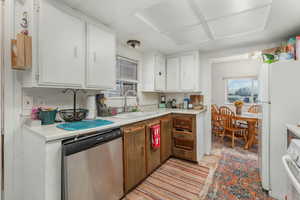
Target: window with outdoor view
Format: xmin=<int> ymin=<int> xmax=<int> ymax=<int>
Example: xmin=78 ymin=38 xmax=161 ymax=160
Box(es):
xmin=226 ymin=78 xmax=258 ymax=104
xmin=105 ymin=56 xmax=138 ymax=97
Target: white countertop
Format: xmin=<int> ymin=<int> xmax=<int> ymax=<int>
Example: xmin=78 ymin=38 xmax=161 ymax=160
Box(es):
xmin=286 ymin=124 xmax=300 ymax=138
xmin=24 ymin=108 xmax=207 ymax=142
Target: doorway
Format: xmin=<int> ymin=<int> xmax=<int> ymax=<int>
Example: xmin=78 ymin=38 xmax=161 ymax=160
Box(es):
xmin=207 ymin=52 xmax=271 ymax=198
xmin=210 ymin=53 xmax=261 ymax=153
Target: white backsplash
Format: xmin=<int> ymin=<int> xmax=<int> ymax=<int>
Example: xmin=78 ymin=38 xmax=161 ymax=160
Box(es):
xmin=22 ymin=88 xmax=159 ymax=116
xmin=22 ymin=88 xmax=86 ymax=115
xmin=164 ymin=92 xmax=202 ymax=104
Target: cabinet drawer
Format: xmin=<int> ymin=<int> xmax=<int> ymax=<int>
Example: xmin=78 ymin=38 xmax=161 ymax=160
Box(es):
xmin=173 ymin=138 xmax=194 ymax=151
xmin=173 ymin=130 xmax=194 ymax=141
xmin=173 ymin=147 xmax=195 ymax=161
xmin=173 ymin=117 xmax=193 ymax=131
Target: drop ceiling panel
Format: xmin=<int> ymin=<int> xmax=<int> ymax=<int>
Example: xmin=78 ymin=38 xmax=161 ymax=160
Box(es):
xmin=168 ymin=25 xmax=210 ymax=45
xmin=208 ymin=6 xmax=271 ymax=39
xmin=61 ymin=0 xmax=163 ymax=24
xmin=137 ymin=0 xmax=200 ymax=33
xmin=112 ymin=16 xmax=157 ymax=35
xmin=195 ymin=0 xmax=272 ymax=20
xmin=118 ymin=30 xmax=177 ymax=52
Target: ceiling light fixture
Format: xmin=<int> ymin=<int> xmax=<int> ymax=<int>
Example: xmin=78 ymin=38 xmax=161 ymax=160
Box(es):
xmin=127 ymin=40 xmax=141 ymax=49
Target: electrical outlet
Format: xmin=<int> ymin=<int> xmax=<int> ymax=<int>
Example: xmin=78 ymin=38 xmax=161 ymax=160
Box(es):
xmin=22 ymin=95 xmax=33 ymax=116
xmin=23 ymin=95 xmax=33 ymax=109
xmin=37 ymin=97 xmax=46 ymax=106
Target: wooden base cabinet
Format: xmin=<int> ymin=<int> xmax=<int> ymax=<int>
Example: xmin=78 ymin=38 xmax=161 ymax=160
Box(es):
xmin=123 ymin=124 xmax=147 ymax=193
xmin=122 ymin=114 xmax=198 ymax=194
xmin=160 ymin=116 xmax=172 ymax=163
xmin=172 ymin=114 xmax=197 ymax=162
xmin=146 ymin=120 xmax=161 ymax=175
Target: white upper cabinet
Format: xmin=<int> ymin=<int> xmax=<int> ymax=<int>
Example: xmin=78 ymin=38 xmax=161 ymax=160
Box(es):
xmin=21 ymin=0 xmax=116 ymax=89
xmin=38 ymin=0 xmax=85 ymax=87
xmin=166 ymin=51 xmax=200 ymax=92
xmin=86 ymin=24 xmax=116 ymax=89
xmin=180 ymin=53 xmax=197 ymax=91
xmin=142 ymin=52 xmax=166 ymax=91
xmin=166 ymin=57 xmax=180 ymax=91
xmin=154 ymin=54 xmax=166 ymax=91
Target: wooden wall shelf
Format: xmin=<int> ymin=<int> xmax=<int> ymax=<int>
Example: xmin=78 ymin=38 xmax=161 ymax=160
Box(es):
xmin=11 ymin=33 xmax=32 ymax=70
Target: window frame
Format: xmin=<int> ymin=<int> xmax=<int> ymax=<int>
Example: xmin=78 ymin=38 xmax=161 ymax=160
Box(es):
xmin=224 ymin=76 xmax=258 ymax=105
xmin=105 ymin=56 xmax=139 ymax=98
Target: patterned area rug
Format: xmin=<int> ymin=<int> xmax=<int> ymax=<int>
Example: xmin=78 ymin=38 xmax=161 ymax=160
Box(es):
xmin=123 ymin=158 xmax=215 ymax=200
xmin=205 ymin=136 xmax=275 ymax=200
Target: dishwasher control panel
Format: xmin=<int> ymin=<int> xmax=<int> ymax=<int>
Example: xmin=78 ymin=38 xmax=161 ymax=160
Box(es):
xmin=62 ymin=128 xmax=122 ymax=156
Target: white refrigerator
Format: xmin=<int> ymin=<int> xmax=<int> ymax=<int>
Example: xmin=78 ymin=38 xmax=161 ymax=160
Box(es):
xmin=258 ymin=60 xmax=300 ymax=199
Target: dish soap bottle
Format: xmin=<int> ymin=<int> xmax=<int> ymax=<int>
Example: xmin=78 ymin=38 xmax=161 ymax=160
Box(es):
xmin=183 ymin=98 xmax=189 ymax=109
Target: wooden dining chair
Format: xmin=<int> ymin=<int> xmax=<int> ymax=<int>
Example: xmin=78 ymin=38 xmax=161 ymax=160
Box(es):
xmin=248 ymin=104 xmax=261 ymax=145
xmin=219 ymin=106 xmax=248 ymax=148
xmin=219 ymin=106 xmax=234 ymax=116
xmin=211 ymin=104 xmax=219 ymax=114
xmin=211 ymin=105 xmax=223 ymax=136
xmin=248 ymin=104 xmax=261 ymax=113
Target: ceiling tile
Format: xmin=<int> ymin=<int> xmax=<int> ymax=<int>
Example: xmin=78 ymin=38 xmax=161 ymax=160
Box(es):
xmin=167 ymin=25 xmax=210 ymax=45
xmin=136 ymin=0 xmax=200 ymax=33
xmin=61 ymin=0 xmax=163 ymax=24
xmin=112 ymin=16 xmax=156 ymax=35
xmin=208 ymin=6 xmax=271 ymax=39
xmin=117 ymin=30 xmax=177 ymax=53
xmin=194 ymin=0 xmax=272 ymax=20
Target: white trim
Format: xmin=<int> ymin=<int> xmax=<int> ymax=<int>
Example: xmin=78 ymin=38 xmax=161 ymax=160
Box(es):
xmin=0 ymin=1 xmax=4 ymax=199
xmin=117 ymin=55 xmax=138 ymax=64
xmin=3 ymin=1 xmax=17 ymax=200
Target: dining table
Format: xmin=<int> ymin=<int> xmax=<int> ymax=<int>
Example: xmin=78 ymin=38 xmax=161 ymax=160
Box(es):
xmin=234 ymin=112 xmax=262 ymax=150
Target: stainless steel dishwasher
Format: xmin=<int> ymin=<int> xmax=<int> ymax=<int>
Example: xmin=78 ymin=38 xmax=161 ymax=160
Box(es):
xmin=62 ymin=128 xmax=124 ymax=200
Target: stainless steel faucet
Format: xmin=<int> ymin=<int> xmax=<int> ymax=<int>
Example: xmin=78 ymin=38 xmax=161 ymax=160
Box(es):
xmin=124 ymin=90 xmax=138 ymax=113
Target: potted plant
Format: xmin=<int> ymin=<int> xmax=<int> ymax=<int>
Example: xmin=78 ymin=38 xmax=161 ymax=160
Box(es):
xmin=234 ymin=100 xmax=244 ymax=115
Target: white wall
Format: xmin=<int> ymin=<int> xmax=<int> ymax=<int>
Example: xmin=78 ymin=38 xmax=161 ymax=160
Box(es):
xmin=4 ymin=0 xmax=24 ymax=200
xmin=211 ymin=59 xmax=261 ymax=106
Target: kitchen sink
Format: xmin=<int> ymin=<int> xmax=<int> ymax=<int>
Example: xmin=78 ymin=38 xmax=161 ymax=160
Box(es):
xmin=112 ymin=111 xmax=159 ymax=119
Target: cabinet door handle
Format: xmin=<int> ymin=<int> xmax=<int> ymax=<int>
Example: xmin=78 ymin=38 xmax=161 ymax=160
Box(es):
xmin=74 ymin=46 xmax=78 ymax=58
xmin=141 ymin=146 xmax=144 ymax=156
xmin=93 ymin=52 xmax=97 ymax=63
xmin=123 ymin=125 xmax=144 ymax=133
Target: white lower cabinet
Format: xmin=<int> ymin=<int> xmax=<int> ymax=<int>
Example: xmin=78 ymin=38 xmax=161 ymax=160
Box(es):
xmin=22 ymin=0 xmax=116 ymax=89
xmin=86 ymin=23 xmax=116 ymax=89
